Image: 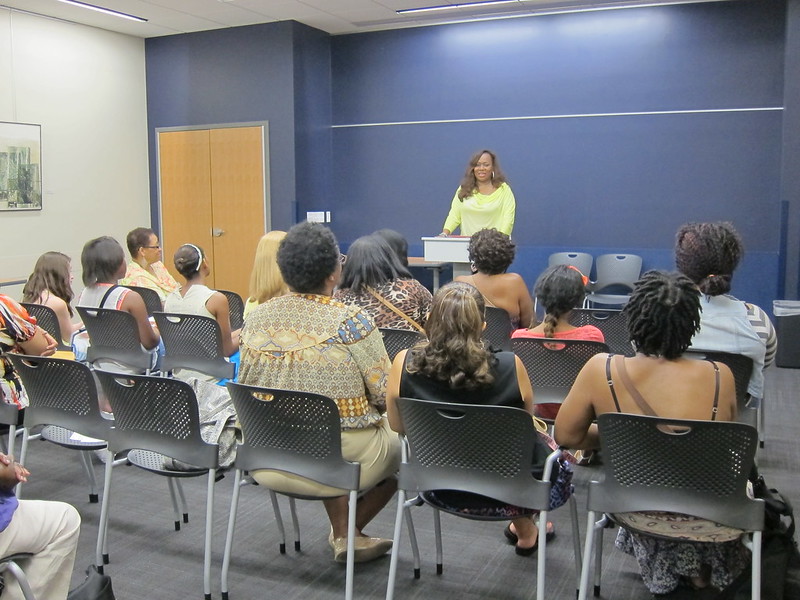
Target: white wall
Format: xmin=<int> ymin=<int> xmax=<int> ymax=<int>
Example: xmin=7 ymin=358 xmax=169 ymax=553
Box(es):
xmin=0 ymin=8 xmax=149 ymax=298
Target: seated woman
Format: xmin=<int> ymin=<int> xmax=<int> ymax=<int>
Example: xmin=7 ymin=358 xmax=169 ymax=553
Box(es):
xmin=555 ymin=271 xmax=743 ymax=595
xmin=164 ymin=244 xmax=240 ymax=382
xmin=76 ymin=236 xmax=160 ymax=371
xmin=243 ymin=230 xmax=287 ymax=319
xmin=239 ymin=221 xmax=400 ymax=563
xmin=387 ymin=281 xmax=572 ymax=555
xmin=454 ymin=228 xmax=533 ymax=329
xmin=373 ymin=229 xmax=409 ymax=267
xmin=22 ymin=251 xmax=83 ymax=345
xmin=513 ymin=264 xmax=605 ymax=419
xmin=334 ymin=234 xmax=431 ymax=332
xmin=1 ymin=295 xmax=57 ymax=407
xmin=119 ymin=227 xmax=180 ymax=303
xmin=675 ymin=221 xmax=776 ymax=400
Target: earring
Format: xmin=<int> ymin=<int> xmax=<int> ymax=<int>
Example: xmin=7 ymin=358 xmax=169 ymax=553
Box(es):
xmin=492 ymin=171 xmax=495 ymax=179
xmin=470 ymin=261 xmax=478 ymax=274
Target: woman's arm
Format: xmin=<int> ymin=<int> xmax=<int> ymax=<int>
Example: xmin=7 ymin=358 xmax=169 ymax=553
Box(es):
xmin=514 ymin=355 xmax=535 ymax=415
xmin=386 ymin=349 xmax=407 ymax=434
xmin=120 ymin=292 xmax=160 ymax=350
xmin=17 ymin=327 xmax=57 ymax=357
xmin=553 ymin=354 xmax=604 ymax=449
xmin=496 ymin=184 xmax=516 ymax=235
xmin=515 ymin=275 xmax=535 ymax=329
xmin=441 ymin=189 xmax=462 ymax=235
xmin=206 ymin=292 xmax=239 ymax=356
xmin=43 ymin=294 xmax=81 ymax=343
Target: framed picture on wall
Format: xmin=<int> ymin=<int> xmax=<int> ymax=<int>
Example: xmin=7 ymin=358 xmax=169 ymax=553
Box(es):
xmin=0 ymin=121 xmax=43 ymax=211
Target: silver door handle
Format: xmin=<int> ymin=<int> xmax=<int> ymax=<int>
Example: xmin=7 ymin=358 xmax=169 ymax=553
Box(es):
xmin=212 ymin=228 xmax=225 ymax=237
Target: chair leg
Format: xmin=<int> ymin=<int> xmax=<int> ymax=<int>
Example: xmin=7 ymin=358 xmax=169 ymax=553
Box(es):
xmin=289 ymin=497 xmax=301 ymax=552
xmin=203 ymin=470 xmax=215 ymax=600
xmin=176 ymin=478 xmax=190 ymax=523
xmin=385 ymin=489 xmax=407 ymax=600
xmin=1 ymin=560 xmax=37 ymax=600
xmin=221 ymin=469 xmax=243 ymax=600
xmin=167 ymin=478 xmax=182 ymax=531
xmin=78 ymin=450 xmax=99 ymax=503
xmin=536 ymin=510 xmax=548 ymax=600
xmin=432 ymin=508 xmax=443 ymax=575
xmin=15 ymin=429 xmax=28 ymax=500
xmin=268 ymin=490 xmax=287 ymax=554
xmin=569 ymin=495 xmax=583 ymax=583
xmin=345 ymin=489 xmax=357 ymax=600
xmin=758 ymin=397 xmax=766 ymax=449
xmin=5 ymin=424 xmax=15 ymax=457
xmin=96 ymin=451 xmax=115 ymax=572
xmin=593 ymin=517 xmax=606 ymax=597
xmin=578 ymin=511 xmax=600 ymax=600
xmin=404 ymin=501 xmax=421 ymax=579
xmin=750 ymin=531 xmax=762 ymax=600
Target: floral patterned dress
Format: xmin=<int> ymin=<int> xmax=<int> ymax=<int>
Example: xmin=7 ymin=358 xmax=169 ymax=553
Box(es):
xmin=0 ymin=294 xmax=37 ymax=407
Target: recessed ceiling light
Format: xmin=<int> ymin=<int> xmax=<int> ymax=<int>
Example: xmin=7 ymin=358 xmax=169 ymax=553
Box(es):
xmin=398 ymin=1 xmax=519 ymax=15
xmin=53 ymin=0 xmax=147 ymax=22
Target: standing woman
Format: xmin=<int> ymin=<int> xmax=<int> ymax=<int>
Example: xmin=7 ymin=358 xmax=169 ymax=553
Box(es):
xmin=22 ymin=251 xmax=83 ymax=345
xmin=120 ymin=227 xmax=180 ymax=303
xmin=244 ymin=230 xmax=288 ymax=318
xmin=441 ymin=149 xmax=516 ymax=236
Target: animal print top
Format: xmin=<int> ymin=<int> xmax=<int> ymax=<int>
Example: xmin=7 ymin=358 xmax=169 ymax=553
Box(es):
xmin=334 ymin=278 xmax=432 ymax=332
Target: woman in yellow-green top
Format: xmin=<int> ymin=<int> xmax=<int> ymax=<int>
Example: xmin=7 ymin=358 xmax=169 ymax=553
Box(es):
xmin=441 ymin=149 xmax=516 ymax=236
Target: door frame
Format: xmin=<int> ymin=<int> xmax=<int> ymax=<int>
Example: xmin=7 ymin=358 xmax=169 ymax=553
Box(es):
xmin=154 ymin=121 xmax=271 ymax=240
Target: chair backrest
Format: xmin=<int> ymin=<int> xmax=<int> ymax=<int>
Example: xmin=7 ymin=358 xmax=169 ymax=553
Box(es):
xmin=592 ymin=413 xmax=763 ymax=531
xmin=483 ymin=306 xmax=513 ymax=351
xmin=19 ymin=302 xmax=71 ymax=352
xmin=94 ymin=370 xmax=217 ymax=468
xmin=226 ymin=383 xmax=360 ymax=492
xmin=7 ymin=354 xmax=112 ymax=440
xmin=512 ymin=338 xmax=609 ymax=405
xmin=75 ymin=306 xmax=152 ymax=371
xmin=153 ymin=312 xmax=235 ymax=381
xmin=548 ymin=252 xmax=593 ymax=278
xmin=592 ymin=254 xmax=643 ymax=293
xmin=568 ymin=308 xmax=634 ymax=357
xmin=123 ymin=286 xmax=163 ymax=317
xmin=396 ymin=397 xmax=550 ymax=509
xmin=218 ymin=290 xmax=244 ymax=330
xmin=685 ymin=350 xmax=753 ymax=409
xmin=380 ymin=328 xmax=425 ymax=363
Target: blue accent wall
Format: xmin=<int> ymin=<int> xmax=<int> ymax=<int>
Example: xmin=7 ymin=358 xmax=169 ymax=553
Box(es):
xmin=328 ymin=0 xmax=786 ymax=313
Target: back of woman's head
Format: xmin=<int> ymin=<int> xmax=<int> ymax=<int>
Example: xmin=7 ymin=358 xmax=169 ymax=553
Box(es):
xmin=468 ymin=228 xmax=515 ymax=275
xmin=23 ymin=251 xmax=74 ymax=314
xmin=173 ymin=244 xmax=205 ymax=279
xmin=339 ymin=234 xmax=412 ymax=293
xmin=277 ymin=221 xmax=340 ymax=293
xmin=624 ymin=270 xmax=701 ymax=360
xmin=248 ymin=231 xmax=287 ymax=303
xmin=675 ymin=221 xmax=742 ymax=296
xmin=126 ymin=227 xmax=154 ymax=257
xmin=81 ymin=237 xmax=125 ymax=286
xmin=373 ymin=229 xmax=409 ymax=267
xmin=534 ymin=265 xmax=587 ymax=337
xmin=407 ymin=281 xmax=494 ymax=390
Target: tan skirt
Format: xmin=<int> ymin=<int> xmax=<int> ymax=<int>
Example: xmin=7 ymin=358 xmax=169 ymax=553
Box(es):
xmin=252 ymin=417 xmax=401 ymax=497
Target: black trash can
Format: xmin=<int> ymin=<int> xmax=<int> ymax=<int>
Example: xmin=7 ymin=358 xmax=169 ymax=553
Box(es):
xmin=774 ymin=300 xmax=800 ymax=368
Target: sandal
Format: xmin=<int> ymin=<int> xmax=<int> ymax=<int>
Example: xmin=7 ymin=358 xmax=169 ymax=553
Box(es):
xmin=503 ymin=522 xmax=556 ymax=548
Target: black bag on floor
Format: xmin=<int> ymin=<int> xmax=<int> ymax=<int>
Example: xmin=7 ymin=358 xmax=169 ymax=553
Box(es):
xmin=67 ymin=565 xmax=115 ymax=600
xmin=716 ymin=477 xmax=800 ymax=599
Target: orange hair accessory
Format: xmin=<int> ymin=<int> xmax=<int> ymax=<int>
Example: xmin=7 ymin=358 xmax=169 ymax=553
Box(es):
xmin=567 ymin=265 xmax=589 ymax=286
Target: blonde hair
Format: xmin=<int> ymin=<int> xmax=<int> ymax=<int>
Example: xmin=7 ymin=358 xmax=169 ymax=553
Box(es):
xmin=248 ymin=231 xmax=288 ymax=304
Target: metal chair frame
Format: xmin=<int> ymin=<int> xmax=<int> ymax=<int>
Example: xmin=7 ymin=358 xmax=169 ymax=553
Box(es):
xmin=0 ymin=553 xmax=36 ymax=600
xmin=218 ymin=290 xmax=245 ymax=331
xmin=221 ymin=383 xmax=361 ymax=600
xmin=153 ymin=312 xmax=235 ymax=381
xmin=379 ymin=328 xmax=425 ymax=363
xmin=385 ymin=397 xmax=582 ymax=600
xmin=586 ymin=253 xmax=642 ymax=308
xmin=578 ymin=413 xmax=763 ymax=600
xmin=19 ymin=302 xmax=71 ymax=352
xmin=122 ymin=285 xmax=163 ymax=317
xmin=93 ymin=371 xmax=218 ymax=600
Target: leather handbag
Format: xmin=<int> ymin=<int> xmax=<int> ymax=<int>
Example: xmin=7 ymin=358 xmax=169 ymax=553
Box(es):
xmin=67 ymin=565 xmax=115 ymax=600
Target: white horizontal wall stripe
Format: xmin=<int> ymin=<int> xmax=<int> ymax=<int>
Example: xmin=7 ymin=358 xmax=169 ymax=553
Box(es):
xmin=332 ymin=106 xmax=783 ymax=129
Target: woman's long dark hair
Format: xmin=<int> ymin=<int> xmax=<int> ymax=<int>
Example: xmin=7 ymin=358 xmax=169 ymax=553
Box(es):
xmin=457 ymin=149 xmax=508 ymax=201
xmin=339 ymin=234 xmax=412 ymax=294
xmin=23 ymin=252 xmax=74 ymax=316
xmin=406 ymin=281 xmax=494 ymax=390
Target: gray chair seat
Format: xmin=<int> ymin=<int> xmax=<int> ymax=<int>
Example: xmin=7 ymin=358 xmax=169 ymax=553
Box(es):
xmin=128 ymin=449 xmax=206 ymax=475
xmin=40 ymin=425 xmax=106 ymax=450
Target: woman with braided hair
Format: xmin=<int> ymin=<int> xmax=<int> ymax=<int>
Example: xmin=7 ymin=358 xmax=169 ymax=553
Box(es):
xmin=675 ymin=221 xmax=776 ymax=400
xmin=555 ymin=271 xmax=746 ymax=594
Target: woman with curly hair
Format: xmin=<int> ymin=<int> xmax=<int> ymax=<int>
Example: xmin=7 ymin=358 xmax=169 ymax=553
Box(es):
xmin=239 ymin=221 xmax=400 ymax=563
xmin=440 ymin=149 xmax=516 ymax=236
xmin=555 ymin=271 xmax=744 ymax=595
xmin=387 ymin=281 xmax=571 ymax=555
xmin=334 ymin=234 xmax=431 ymax=332
xmin=454 ymin=228 xmax=533 ymax=329
xmin=22 ymin=251 xmax=82 ymax=345
xmin=675 ymin=221 xmax=776 ymax=400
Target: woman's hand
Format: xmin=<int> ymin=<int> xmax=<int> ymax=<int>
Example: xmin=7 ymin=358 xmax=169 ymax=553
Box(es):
xmin=0 ymin=454 xmax=29 ymax=492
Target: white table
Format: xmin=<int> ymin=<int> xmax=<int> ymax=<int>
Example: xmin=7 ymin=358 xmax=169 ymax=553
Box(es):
xmin=421 ymin=236 xmax=472 ymax=280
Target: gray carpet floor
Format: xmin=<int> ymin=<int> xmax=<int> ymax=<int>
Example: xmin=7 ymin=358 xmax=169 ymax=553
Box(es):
xmin=12 ymin=365 xmax=800 ymax=600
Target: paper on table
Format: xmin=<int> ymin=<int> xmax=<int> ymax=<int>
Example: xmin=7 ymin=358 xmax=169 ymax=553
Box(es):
xmin=69 ymin=432 xmax=104 ymax=444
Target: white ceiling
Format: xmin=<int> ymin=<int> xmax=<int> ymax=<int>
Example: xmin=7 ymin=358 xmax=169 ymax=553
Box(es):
xmin=0 ymin=0 xmax=728 ymax=37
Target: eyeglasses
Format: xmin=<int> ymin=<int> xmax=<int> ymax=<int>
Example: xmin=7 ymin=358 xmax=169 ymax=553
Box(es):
xmin=143 ymin=245 xmax=161 ymax=249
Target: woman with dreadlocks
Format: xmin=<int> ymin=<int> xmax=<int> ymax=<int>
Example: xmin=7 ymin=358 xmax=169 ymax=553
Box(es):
xmin=555 ymin=271 xmax=746 ymax=595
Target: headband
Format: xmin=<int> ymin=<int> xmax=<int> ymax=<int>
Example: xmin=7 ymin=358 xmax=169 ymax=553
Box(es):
xmin=567 ymin=265 xmax=589 ymax=286
xmin=185 ymin=244 xmax=203 ymax=272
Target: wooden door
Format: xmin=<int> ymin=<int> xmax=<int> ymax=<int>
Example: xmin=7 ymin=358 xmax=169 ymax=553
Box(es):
xmin=158 ymin=126 xmax=266 ymax=298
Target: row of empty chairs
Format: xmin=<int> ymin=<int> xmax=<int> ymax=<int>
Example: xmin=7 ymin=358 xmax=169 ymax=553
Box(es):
xmin=549 ymin=251 xmax=643 ymax=307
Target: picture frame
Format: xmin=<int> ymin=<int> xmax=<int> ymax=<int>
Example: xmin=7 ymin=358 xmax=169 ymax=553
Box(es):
xmin=0 ymin=121 xmax=43 ymax=211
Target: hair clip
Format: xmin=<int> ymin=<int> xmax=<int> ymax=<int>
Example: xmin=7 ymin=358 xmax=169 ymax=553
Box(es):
xmin=567 ymin=265 xmax=589 ymax=286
